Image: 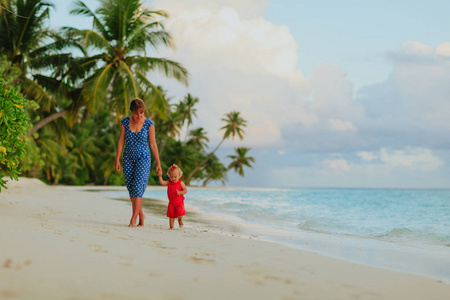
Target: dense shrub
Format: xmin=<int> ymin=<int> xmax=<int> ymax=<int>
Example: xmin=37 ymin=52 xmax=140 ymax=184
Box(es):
xmin=0 ymin=78 xmax=30 ymax=191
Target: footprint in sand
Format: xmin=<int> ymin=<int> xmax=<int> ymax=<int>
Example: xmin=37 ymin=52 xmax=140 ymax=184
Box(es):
xmin=188 ymin=256 xmax=215 ymax=264
xmin=3 ymin=259 xmax=32 ymax=270
xmin=3 ymin=259 xmax=12 ymax=268
xmin=1 ymin=289 xmax=19 ymax=298
xmin=89 ymin=244 xmax=108 ymax=253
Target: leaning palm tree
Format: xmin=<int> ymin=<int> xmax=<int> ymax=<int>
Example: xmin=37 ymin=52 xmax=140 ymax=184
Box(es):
xmin=202 ymin=155 xmax=227 ymax=187
xmin=186 ymin=110 xmax=247 ymax=183
xmin=65 ymin=0 xmax=189 ymax=120
xmin=227 ymin=147 xmax=254 ymax=176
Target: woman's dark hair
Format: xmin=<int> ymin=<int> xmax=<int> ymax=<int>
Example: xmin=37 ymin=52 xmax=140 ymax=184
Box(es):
xmin=130 ymin=98 xmax=146 ymax=112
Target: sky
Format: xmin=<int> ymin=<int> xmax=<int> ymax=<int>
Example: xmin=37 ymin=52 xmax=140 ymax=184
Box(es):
xmin=51 ymin=0 xmax=450 ymax=188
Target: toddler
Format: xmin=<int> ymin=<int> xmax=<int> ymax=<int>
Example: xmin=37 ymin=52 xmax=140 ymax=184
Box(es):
xmin=158 ymin=164 xmax=187 ymax=229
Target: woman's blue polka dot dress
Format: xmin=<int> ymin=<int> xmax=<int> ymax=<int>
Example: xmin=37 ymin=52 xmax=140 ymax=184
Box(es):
xmin=121 ymin=116 xmax=153 ymax=198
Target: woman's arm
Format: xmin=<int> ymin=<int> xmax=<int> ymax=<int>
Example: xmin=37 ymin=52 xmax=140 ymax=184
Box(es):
xmin=115 ymin=124 xmax=125 ymax=172
xmin=148 ymin=124 xmax=162 ymax=175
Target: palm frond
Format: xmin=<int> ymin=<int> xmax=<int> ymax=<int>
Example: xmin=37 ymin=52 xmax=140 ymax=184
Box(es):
xmin=21 ymin=76 xmax=52 ymax=111
xmin=70 ymin=0 xmax=111 ymax=40
xmin=135 ymin=69 xmax=167 ymax=119
xmin=133 ymin=56 xmax=189 ymax=86
xmin=84 ymin=63 xmax=114 ymax=112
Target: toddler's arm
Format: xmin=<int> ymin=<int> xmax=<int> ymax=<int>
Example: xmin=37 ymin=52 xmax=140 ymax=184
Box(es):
xmin=158 ymin=170 xmax=169 ymax=186
xmin=177 ymin=181 xmax=187 ymax=196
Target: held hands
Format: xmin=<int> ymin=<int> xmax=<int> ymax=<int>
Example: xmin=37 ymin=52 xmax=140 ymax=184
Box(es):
xmin=156 ymin=164 xmax=162 ymax=177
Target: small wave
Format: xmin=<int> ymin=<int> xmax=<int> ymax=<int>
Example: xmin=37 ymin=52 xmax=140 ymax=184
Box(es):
xmin=375 ymin=228 xmax=450 ymax=245
xmin=375 ymin=228 xmax=415 ymax=239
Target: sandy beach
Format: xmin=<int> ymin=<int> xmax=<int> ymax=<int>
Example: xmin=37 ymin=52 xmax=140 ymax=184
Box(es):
xmin=1 ymin=178 xmax=449 ymax=300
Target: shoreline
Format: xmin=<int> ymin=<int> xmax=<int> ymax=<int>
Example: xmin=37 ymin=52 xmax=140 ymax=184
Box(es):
xmin=96 ymin=186 xmax=450 ymax=284
xmin=1 ymin=178 xmax=449 ymax=300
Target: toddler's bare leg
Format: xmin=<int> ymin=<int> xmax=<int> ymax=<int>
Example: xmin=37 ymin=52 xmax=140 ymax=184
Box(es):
xmin=178 ymin=216 xmax=184 ymax=228
xmin=169 ymin=218 xmax=175 ymax=229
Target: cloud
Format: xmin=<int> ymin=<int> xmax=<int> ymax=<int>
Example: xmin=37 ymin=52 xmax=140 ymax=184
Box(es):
xmin=152 ymin=0 xmax=311 ymax=148
xmin=357 ymin=147 xmax=444 ymax=171
xmin=379 ymin=147 xmax=444 ymax=171
xmin=267 ymin=146 xmax=446 ymax=188
xmin=357 ymin=151 xmax=377 ymax=162
xmin=329 ymin=119 xmax=358 ymax=132
xmin=147 ymin=2 xmax=450 ymax=187
xmin=323 ymin=158 xmax=351 ymax=171
xmin=436 ymin=42 xmax=450 ymax=56
xmin=357 ymin=41 xmax=450 ymax=151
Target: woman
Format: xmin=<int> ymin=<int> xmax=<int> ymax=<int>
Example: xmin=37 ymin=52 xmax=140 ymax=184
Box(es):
xmin=115 ymin=98 xmax=162 ymax=227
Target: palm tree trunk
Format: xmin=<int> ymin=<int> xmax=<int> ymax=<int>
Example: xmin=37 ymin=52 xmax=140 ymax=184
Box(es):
xmin=27 ymin=108 xmax=70 ymax=136
xmin=186 ymin=138 xmax=224 ymax=183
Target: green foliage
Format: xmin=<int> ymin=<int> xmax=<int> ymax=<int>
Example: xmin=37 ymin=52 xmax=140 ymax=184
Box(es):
xmin=65 ymin=0 xmax=189 ymax=120
xmin=227 ymin=147 xmax=255 ymax=177
xmin=2 ymin=1 xmax=254 ymax=187
xmin=0 ymin=78 xmax=30 ymax=191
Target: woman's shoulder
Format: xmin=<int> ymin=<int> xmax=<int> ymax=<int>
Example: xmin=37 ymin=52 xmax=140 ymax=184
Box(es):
xmin=121 ymin=116 xmax=130 ymax=125
xmin=145 ymin=117 xmax=154 ymax=127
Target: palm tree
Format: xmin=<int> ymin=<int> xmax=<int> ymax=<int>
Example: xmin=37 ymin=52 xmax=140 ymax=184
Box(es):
xmin=163 ymin=140 xmax=197 ymax=170
xmin=227 ymin=147 xmax=254 ymax=176
xmin=65 ymin=0 xmax=189 ymax=121
xmin=175 ymin=93 xmax=198 ymax=140
xmin=187 ymin=127 xmax=209 ymax=150
xmin=0 ymin=0 xmax=78 ymax=126
xmin=202 ymin=155 xmax=227 ymax=186
xmin=186 ymin=110 xmax=247 ymax=183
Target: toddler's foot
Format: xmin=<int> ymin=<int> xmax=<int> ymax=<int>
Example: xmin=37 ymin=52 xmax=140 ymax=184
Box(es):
xmin=179 ymin=221 xmax=184 ymax=228
xmin=137 ymin=215 xmax=146 ymax=227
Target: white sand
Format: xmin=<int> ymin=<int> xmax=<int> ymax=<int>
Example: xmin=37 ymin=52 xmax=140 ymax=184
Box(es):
xmin=1 ymin=178 xmax=449 ymax=300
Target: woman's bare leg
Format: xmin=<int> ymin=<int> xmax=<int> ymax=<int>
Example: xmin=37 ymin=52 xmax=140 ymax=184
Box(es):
xmin=129 ymin=197 xmax=138 ymax=227
xmin=138 ymin=208 xmax=146 ymax=227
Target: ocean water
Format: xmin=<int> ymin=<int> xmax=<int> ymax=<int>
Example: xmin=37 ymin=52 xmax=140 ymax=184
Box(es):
xmin=106 ymin=187 xmax=450 ymax=281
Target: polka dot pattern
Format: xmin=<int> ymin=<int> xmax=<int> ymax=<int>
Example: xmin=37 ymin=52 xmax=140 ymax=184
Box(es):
xmin=121 ymin=116 xmax=154 ymax=198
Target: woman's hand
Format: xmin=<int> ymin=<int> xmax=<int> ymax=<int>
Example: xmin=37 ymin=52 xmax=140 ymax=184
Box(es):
xmin=115 ymin=161 xmax=121 ymax=172
xmin=155 ymin=164 xmax=162 ymax=176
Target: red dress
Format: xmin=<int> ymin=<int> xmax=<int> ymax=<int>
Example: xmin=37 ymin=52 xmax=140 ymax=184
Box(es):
xmin=167 ymin=180 xmax=185 ymax=218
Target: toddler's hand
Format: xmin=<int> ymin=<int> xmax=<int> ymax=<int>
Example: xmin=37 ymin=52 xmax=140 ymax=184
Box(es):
xmin=177 ymin=190 xmax=182 ymax=196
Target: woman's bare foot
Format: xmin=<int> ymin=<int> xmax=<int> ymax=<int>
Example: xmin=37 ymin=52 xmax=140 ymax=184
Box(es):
xmin=137 ymin=214 xmax=146 ymax=227
xmin=128 ymin=223 xmax=137 ymax=228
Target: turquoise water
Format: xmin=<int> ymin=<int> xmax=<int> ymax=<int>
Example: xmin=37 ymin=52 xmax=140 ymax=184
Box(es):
xmin=106 ymin=187 xmax=450 ymax=281
xmin=145 ymin=187 xmax=450 ymax=246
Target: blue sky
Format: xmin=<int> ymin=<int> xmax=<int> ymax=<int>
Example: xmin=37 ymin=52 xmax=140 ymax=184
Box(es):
xmin=51 ymin=1 xmax=450 ymax=188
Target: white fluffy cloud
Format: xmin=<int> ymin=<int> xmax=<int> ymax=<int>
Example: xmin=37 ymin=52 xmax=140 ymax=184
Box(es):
xmin=151 ymin=0 xmax=363 ymax=149
xmin=323 ymin=158 xmax=351 ymax=171
xmin=146 ymin=1 xmax=450 ymax=188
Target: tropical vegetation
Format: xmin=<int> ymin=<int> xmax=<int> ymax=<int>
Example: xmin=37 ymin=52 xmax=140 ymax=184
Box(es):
xmin=0 ymin=0 xmax=254 ymax=189
xmin=0 ymin=58 xmax=31 ymax=190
